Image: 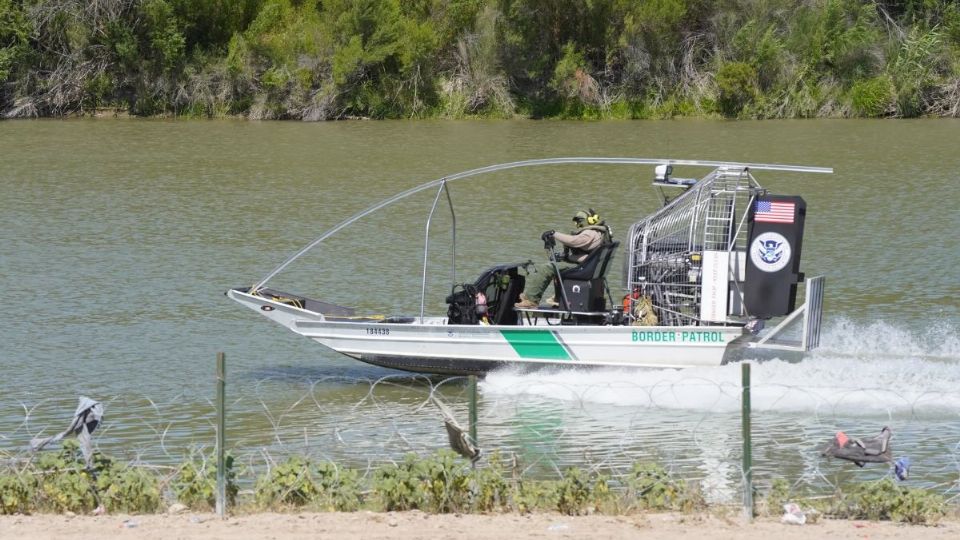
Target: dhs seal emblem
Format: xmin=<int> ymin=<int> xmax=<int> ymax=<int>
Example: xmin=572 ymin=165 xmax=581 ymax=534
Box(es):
xmin=750 ymin=232 xmax=791 ymax=273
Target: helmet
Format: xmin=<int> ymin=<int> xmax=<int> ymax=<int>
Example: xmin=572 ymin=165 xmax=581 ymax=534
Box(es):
xmin=572 ymin=208 xmax=601 ymax=228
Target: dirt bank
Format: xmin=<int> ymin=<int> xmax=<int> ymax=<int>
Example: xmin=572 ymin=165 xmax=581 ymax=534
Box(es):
xmin=2 ymin=511 xmax=958 ymax=540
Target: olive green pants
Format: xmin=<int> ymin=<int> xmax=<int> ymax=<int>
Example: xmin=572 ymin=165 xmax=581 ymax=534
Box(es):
xmin=523 ymin=261 xmax=574 ymax=302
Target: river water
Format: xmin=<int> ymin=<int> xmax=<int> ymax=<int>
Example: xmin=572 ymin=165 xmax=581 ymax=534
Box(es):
xmin=2 ymin=119 xmax=958 ymax=499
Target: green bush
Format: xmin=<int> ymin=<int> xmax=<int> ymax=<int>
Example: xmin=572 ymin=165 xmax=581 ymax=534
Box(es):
xmin=97 ymin=463 xmax=162 ymax=514
xmin=555 ymin=467 xmax=610 ymax=516
xmin=606 ymin=98 xmax=648 ymax=119
xmin=625 ymin=462 xmax=704 ymax=512
xmin=715 ymin=61 xmax=758 ymax=117
xmin=374 ymin=451 xmax=508 ymax=513
xmin=255 ymin=456 xmax=320 ymax=508
xmin=7 ymin=0 xmax=960 ymax=118
xmin=761 ymin=478 xmax=790 ymax=516
xmin=733 ymin=22 xmax=787 ymax=91
xmin=143 ymin=0 xmax=187 ymax=74
xmin=550 ymin=42 xmax=596 ymax=104
xmin=253 ymin=456 xmax=361 ymax=511
xmin=946 ymin=4 xmax=960 ymax=47
xmin=372 ymin=451 xmax=476 ymax=512
xmin=514 ymin=478 xmax=558 ymax=514
xmin=5 ymin=446 xmax=960 ymax=522
xmin=827 ymin=478 xmax=946 ymax=524
xmin=311 ymin=461 xmax=362 ymax=511
xmin=889 ymin=28 xmax=945 ymax=117
xmin=419 ymin=450 xmax=473 ymax=513
xmin=28 ymin=440 xmax=163 ymax=514
xmin=37 ymin=468 xmax=97 ymax=513
xmin=850 ymin=75 xmax=893 ymax=117
xmin=891 ymin=486 xmax=947 ymax=525
xmin=173 ymin=452 xmax=237 ymax=509
xmin=0 ymin=473 xmax=33 ymax=514
xmin=33 ymin=441 xmax=99 ymax=513
xmin=373 ymin=453 xmax=427 ymax=511
xmin=471 ymin=451 xmax=511 ymax=512
xmin=0 ymin=0 xmax=31 ymax=82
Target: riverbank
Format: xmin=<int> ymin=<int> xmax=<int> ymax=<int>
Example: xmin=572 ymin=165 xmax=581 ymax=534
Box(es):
xmin=4 ymin=1 xmax=959 ymax=121
xmin=2 ymin=511 xmax=959 ymax=540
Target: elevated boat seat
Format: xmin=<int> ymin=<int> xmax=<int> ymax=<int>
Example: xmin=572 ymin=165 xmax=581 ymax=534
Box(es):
xmin=555 ymin=241 xmax=619 ymax=312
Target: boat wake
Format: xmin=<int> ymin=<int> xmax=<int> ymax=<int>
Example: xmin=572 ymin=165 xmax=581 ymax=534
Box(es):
xmin=482 ymin=318 xmax=960 ymax=416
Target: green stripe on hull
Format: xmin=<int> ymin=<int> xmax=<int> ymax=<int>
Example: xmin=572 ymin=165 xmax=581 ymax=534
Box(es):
xmin=500 ymin=329 xmax=571 ymax=360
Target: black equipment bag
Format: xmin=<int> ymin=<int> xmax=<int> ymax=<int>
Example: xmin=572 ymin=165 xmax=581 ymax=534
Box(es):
xmin=446 ymin=283 xmax=479 ymax=324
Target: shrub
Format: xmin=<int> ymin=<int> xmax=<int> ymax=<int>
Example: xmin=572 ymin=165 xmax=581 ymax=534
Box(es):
xmin=253 ymin=456 xmax=362 ymax=510
xmin=96 ymin=463 xmax=162 ymax=514
xmin=173 ymin=452 xmax=237 ymax=509
xmin=891 ymin=486 xmax=947 ymax=524
xmin=419 ymin=451 xmax=473 ymax=513
xmin=0 ymin=0 xmax=31 ymax=82
xmin=889 ymin=28 xmax=945 ymax=117
xmin=441 ymin=7 xmax=515 ymax=118
xmin=373 ymin=453 xmax=427 ymax=511
xmin=555 ymin=467 xmax=610 ymax=516
xmin=761 ymin=478 xmax=790 ymax=516
xmin=715 ymin=61 xmax=758 ymax=117
xmin=311 ymin=461 xmax=362 ymax=511
xmin=255 ymin=456 xmax=320 ymax=508
xmin=29 ymin=441 xmax=163 ymax=514
xmin=550 ymin=42 xmax=600 ymax=106
xmin=471 ymin=452 xmax=511 ymax=513
xmin=625 ymin=462 xmax=704 ymax=512
xmin=143 ymin=0 xmax=186 ymax=74
xmin=373 ymin=451 xmax=474 ymax=513
xmin=36 ymin=468 xmax=97 ymax=513
xmin=33 ymin=440 xmax=99 ymax=513
xmin=606 ymin=98 xmax=648 ymax=119
xmin=850 ymin=75 xmax=893 ymax=117
xmin=827 ymin=478 xmax=946 ymax=524
xmin=514 ymin=479 xmax=558 ymax=514
xmin=0 ymin=473 xmax=33 ymax=514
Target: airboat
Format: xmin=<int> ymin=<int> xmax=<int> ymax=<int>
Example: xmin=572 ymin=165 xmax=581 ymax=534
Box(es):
xmin=228 ymin=158 xmax=830 ymax=375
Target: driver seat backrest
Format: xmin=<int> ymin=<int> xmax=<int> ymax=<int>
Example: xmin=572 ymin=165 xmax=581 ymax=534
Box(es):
xmin=560 ymin=241 xmax=619 ymax=281
xmin=555 ymin=241 xmax=619 ymax=312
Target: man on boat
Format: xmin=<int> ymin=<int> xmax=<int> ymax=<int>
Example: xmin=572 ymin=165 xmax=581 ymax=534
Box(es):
xmin=514 ymin=209 xmax=612 ymax=309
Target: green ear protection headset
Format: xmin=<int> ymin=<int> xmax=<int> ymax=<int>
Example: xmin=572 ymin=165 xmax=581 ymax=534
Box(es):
xmin=573 ymin=209 xmax=601 ymax=227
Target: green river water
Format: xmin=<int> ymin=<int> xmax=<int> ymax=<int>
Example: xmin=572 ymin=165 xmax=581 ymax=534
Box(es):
xmin=2 ymin=119 xmax=958 ymax=498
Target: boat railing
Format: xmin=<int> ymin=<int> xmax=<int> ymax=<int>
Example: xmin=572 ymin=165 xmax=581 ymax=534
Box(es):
xmin=421 ymin=180 xmax=456 ymax=323
xmin=247 ymin=158 xmax=830 ymax=322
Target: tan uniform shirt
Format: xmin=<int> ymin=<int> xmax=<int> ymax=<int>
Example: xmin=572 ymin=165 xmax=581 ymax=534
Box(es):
xmin=553 ymin=229 xmax=604 ymax=262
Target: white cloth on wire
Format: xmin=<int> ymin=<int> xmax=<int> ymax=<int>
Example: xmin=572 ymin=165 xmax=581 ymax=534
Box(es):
xmin=30 ymin=396 xmax=103 ymax=469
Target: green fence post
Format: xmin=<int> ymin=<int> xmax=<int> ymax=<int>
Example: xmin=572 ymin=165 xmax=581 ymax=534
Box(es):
xmin=216 ymin=352 xmax=226 ymax=518
xmin=468 ymin=375 xmax=478 ymax=460
xmin=741 ymin=361 xmax=753 ymax=521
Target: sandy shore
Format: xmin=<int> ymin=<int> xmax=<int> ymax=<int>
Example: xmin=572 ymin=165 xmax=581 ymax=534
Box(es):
xmin=2 ymin=511 xmax=957 ymax=540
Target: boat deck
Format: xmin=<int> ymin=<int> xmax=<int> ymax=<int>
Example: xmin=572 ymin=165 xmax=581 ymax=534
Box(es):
xmin=513 ymin=306 xmax=611 ymax=326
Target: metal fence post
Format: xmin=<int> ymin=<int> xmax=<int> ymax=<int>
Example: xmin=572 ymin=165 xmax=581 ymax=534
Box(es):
xmin=216 ymin=352 xmax=226 ymax=518
xmin=468 ymin=375 xmax=478 ymax=457
xmin=741 ymin=361 xmax=754 ymax=521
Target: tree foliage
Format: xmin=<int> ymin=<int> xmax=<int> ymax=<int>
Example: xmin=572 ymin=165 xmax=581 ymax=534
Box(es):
xmin=2 ymin=0 xmax=959 ymax=118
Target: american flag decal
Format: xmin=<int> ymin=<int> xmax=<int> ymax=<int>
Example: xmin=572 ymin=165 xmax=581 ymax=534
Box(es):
xmin=754 ymin=200 xmax=795 ymax=224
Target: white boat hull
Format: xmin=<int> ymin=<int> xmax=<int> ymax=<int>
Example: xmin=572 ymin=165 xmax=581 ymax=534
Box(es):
xmin=228 ymin=290 xmax=743 ymax=375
